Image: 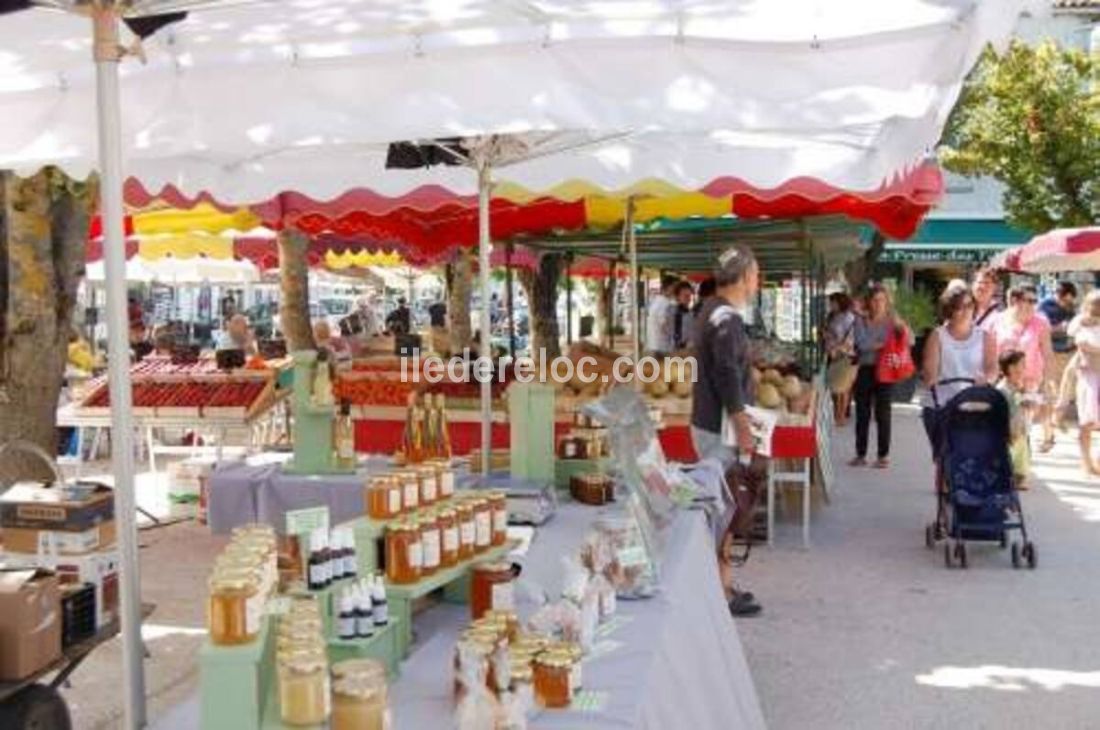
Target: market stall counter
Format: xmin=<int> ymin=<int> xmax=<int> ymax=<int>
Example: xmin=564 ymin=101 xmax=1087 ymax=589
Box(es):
xmin=388 ymin=503 xmax=765 ymax=730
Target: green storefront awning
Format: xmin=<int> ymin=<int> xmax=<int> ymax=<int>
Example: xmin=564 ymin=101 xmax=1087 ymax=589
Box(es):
xmin=873 ymin=219 xmax=1032 ymax=264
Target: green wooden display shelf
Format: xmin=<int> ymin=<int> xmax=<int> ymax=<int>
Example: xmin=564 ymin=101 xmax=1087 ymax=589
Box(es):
xmin=554 ymin=457 xmax=610 ymax=492
xmin=199 ymin=615 xmax=275 ymax=730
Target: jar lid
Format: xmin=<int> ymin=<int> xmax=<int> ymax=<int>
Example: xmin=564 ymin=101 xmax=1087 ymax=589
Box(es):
xmin=280 ymin=652 xmax=328 ymax=674
xmin=208 ymin=573 xmax=254 ymax=591
xmin=333 ymin=675 xmax=386 ymax=700
xmin=458 ymin=638 xmax=495 ymax=657
xmin=331 ymin=658 xmax=386 ymax=682
xmin=535 ymin=653 xmax=572 ymax=669
xmin=472 ymin=560 xmax=513 ymax=574
xmin=483 ymin=609 xmax=517 ymax=621
xmin=510 ymin=664 xmax=534 ymax=682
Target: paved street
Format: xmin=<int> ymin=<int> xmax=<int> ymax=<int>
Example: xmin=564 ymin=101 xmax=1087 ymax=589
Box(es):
xmin=739 ymin=404 xmax=1100 ymax=730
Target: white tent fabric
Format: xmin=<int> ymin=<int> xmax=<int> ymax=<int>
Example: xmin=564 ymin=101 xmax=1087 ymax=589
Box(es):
xmin=85 ymin=255 xmax=259 ymax=283
xmin=0 ymin=0 xmax=1038 ymax=202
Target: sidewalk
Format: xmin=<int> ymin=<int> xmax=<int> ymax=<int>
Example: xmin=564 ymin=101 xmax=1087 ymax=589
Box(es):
xmin=738 ymin=405 xmax=1100 ymax=729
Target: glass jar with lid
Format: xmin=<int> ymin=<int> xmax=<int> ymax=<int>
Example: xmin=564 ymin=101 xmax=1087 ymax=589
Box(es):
xmin=417 ymin=465 xmax=438 ymax=506
xmin=470 ymin=561 xmax=515 ymax=620
xmin=207 ymin=570 xmax=259 ymax=645
xmin=453 ymin=638 xmax=494 ymax=702
xmin=366 ymin=475 xmax=402 ymax=519
xmin=471 ymin=498 xmax=492 ymax=553
xmin=438 ymin=508 xmax=459 ymax=567
xmin=331 ymin=674 xmax=387 ymax=730
xmin=418 ymin=513 xmax=441 ymax=577
xmin=278 ymin=651 xmax=330 ymax=726
xmin=456 ymin=501 xmax=476 ymax=561
xmin=533 ymin=653 xmax=572 ymax=708
xmin=488 ymin=491 xmax=508 ymax=546
xmin=483 ymin=609 xmax=519 ymax=641
xmin=385 ymin=521 xmax=422 ymax=585
xmin=398 ymin=470 xmax=420 ymax=512
xmin=331 ymin=658 xmax=386 ymax=684
xmin=430 ymin=459 xmax=456 ymax=499
xmin=547 ymin=643 xmax=583 ymax=694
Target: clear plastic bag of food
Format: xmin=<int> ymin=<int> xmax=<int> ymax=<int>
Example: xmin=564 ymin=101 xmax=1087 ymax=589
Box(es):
xmin=590 ymin=510 xmax=659 ymax=599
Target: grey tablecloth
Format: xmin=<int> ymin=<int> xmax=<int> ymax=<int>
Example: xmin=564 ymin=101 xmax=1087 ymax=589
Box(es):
xmin=207 ymin=460 xmax=537 ymax=534
xmin=389 ymin=503 xmax=766 ymax=730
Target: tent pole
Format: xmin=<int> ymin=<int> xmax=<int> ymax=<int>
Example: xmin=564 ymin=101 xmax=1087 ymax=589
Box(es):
xmin=627 ymin=198 xmax=640 ymax=378
xmin=505 ymin=243 xmax=516 ymax=358
xmin=477 ymin=163 xmax=492 ymax=476
xmin=608 ymin=260 xmax=617 ymax=350
xmin=92 ymin=8 xmax=146 ymax=728
xmin=565 ymin=253 xmax=574 ymax=345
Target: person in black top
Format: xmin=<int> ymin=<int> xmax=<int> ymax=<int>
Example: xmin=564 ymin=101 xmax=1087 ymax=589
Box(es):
xmin=671 ymin=280 xmax=695 ymax=350
xmin=385 ymin=297 xmax=413 ymax=336
xmin=691 ymin=245 xmax=762 ymax=618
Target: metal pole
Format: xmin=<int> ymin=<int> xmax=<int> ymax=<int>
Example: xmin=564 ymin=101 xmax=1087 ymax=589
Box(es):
xmin=477 ymin=164 xmax=492 ymax=476
xmin=505 ymin=243 xmax=516 ymax=358
xmin=627 ymin=199 xmax=640 ymax=372
xmin=565 ymin=253 xmax=574 ymax=345
xmin=92 ymin=8 xmax=146 ymax=728
xmin=608 ymin=260 xmax=617 ymax=350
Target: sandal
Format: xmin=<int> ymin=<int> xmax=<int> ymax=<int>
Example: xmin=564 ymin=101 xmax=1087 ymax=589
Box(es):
xmin=873 ymin=457 xmax=890 ymax=469
xmin=848 ymin=457 xmax=867 ymax=467
xmin=1038 ymin=437 xmax=1055 ymax=454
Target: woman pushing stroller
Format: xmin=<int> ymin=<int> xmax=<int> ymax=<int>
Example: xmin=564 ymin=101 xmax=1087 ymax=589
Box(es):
xmin=921 ymin=283 xmax=998 ymax=418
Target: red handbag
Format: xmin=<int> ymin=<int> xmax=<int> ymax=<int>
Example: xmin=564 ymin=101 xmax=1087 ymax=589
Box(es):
xmin=875 ymin=326 xmax=915 ymax=384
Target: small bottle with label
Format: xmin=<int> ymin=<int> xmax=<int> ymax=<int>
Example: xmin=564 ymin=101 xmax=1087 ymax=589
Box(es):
xmin=355 ymin=585 xmax=375 ymax=639
xmin=337 ymin=592 xmax=356 ymax=640
xmin=330 ymin=529 xmax=346 ymax=582
xmin=341 ymin=528 xmax=358 ymax=581
xmin=307 ymin=531 xmax=327 ymax=591
xmin=371 ymin=575 xmax=388 ymax=627
xmin=334 ymin=400 xmax=357 ymax=470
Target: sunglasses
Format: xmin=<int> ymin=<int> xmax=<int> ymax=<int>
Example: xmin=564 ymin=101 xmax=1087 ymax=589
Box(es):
xmin=1020 ymin=298 xmax=1038 ymax=305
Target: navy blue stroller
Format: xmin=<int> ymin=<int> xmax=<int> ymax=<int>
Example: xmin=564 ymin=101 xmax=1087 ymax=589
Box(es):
xmin=923 ymin=384 xmax=1036 ymax=569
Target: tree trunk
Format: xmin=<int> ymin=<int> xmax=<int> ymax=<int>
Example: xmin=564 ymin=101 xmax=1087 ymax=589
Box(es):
xmin=0 ymin=168 xmax=95 ymax=485
xmin=277 ymin=228 xmax=315 ymax=351
xmin=517 ymin=252 xmax=563 ymax=359
xmin=448 ymin=247 xmax=473 ymax=354
xmin=843 ymin=231 xmax=886 ymax=295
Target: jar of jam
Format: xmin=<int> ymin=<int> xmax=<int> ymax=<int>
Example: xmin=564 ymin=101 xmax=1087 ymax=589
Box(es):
xmin=331 ymin=658 xmax=386 ymax=684
xmin=438 ymin=508 xmax=459 ymax=568
xmin=456 ymin=502 xmax=476 ymax=561
xmin=483 ymin=609 xmax=519 ymax=641
xmin=385 ymin=521 xmax=422 ymax=585
xmin=331 ymin=675 xmax=387 ymax=730
xmin=366 ymin=475 xmax=401 ymax=519
xmin=533 ymin=654 xmax=572 ymax=708
xmin=398 ymin=470 xmax=420 ymax=512
xmin=472 ymin=499 xmax=492 ymax=553
xmin=278 ymin=652 xmax=330 ymax=726
xmin=207 ymin=571 xmax=259 ymax=645
xmin=559 ymin=437 xmax=579 ymax=459
xmin=431 ymin=460 xmax=456 ymax=499
xmin=417 ymin=465 xmax=438 ymax=506
xmin=488 ymin=491 xmax=508 ymax=546
xmin=548 ymin=643 xmax=583 ymax=694
xmin=469 ymin=561 xmax=515 ymax=620
xmin=418 ymin=514 xmax=441 ymax=577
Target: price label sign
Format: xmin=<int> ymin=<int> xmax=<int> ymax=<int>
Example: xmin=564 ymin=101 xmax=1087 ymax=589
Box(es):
xmin=286 ymin=506 xmax=330 ymax=536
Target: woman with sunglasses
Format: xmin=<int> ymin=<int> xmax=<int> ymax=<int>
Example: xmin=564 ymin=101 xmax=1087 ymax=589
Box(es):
xmin=992 ymin=284 xmax=1056 ymax=454
xmin=922 ymin=284 xmax=998 ymax=409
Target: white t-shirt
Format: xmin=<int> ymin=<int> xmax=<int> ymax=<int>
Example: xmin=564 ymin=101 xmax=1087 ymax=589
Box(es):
xmin=645 ymin=293 xmax=674 ymax=353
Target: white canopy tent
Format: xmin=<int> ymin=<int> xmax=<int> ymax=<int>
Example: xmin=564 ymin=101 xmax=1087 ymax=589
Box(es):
xmin=85 ymin=255 xmax=259 ymax=283
xmin=0 ymin=2 xmax=1041 ymax=727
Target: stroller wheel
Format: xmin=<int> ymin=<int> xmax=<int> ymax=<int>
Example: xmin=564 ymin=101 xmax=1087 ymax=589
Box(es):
xmin=1011 ymin=542 xmax=1021 ymax=569
xmin=944 ymin=542 xmax=953 ymax=568
xmin=1023 ymin=542 xmax=1037 ymax=569
xmin=955 ymin=542 xmax=968 ymax=569
xmin=925 ymin=524 xmax=935 ymax=550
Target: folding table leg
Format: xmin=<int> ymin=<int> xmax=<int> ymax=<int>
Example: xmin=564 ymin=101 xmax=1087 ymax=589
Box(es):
xmin=802 ymin=460 xmax=811 ymax=548
xmin=767 ymin=463 xmax=776 ymax=547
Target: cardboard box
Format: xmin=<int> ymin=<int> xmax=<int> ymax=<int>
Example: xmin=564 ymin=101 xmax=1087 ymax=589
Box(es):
xmin=2 ymin=550 xmax=120 ymax=628
xmin=0 ymin=482 xmax=114 ymax=532
xmin=0 ymin=569 xmax=62 ymax=680
xmin=1 ymin=520 xmax=117 ymax=556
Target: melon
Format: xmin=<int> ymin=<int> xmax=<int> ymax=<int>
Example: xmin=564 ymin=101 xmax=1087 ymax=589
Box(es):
xmin=757 ymin=383 xmax=782 ymax=409
xmin=763 ymin=368 xmax=782 ymax=385
xmin=781 ymin=375 xmax=803 ymax=400
xmin=750 ymin=368 xmax=763 ymax=386
xmin=648 ymin=379 xmax=670 ymax=398
xmin=672 ymin=380 xmax=692 ymax=398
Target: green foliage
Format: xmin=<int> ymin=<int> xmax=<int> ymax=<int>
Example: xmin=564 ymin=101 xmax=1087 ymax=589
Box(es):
xmin=893 ymin=287 xmax=937 ymax=334
xmin=940 ymin=40 xmax=1099 ymax=231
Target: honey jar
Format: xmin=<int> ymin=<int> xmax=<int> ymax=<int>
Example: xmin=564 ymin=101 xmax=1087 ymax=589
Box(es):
xmin=472 ymin=498 xmax=492 ymax=553
xmin=331 ymin=658 xmax=386 ymax=683
xmin=366 ymin=475 xmax=401 ymax=519
xmin=417 ymin=465 xmax=438 ymax=506
xmin=487 ymin=491 xmax=508 ymax=546
xmin=469 ymin=561 xmax=516 ymax=620
xmin=431 ymin=460 xmax=456 ymax=499
xmin=331 ymin=674 xmax=387 ymax=730
xmin=385 ymin=521 xmax=422 ymax=585
xmin=278 ymin=652 xmax=330 ymax=726
xmin=438 ymin=508 xmax=459 ymax=567
xmin=398 ymin=470 xmax=420 ymax=512
xmin=533 ymin=653 xmax=572 ymax=708
xmin=548 ymin=642 xmax=583 ymax=694
xmin=207 ymin=570 xmax=260 ymax=645
xmin=483 ymin=609 xmax=520 ymax=641
xmin=456 ymin=502 xmax=476 ymax=561
xmin=419 ymin=514 xmax=441 ymax=577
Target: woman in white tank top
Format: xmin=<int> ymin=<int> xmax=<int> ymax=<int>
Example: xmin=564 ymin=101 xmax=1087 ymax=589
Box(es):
xmin=921 ymin=285 xmax=997 ymax=409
